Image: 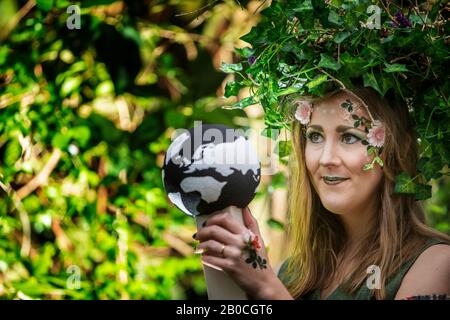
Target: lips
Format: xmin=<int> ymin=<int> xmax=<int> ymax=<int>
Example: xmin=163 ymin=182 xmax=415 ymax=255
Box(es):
xmin=322 ymin=176 xmax=349 ymax=185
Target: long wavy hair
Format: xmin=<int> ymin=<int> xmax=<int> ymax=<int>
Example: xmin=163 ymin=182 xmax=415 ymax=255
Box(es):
xmin=284 ymin=87 xmax=450 ymax=299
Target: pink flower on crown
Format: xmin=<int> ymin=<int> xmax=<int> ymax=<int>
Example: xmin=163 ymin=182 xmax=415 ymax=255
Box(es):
xmin=294 ymin=101 xmax=313 ymax=125
xmin=367 ymin=120 xmax=385 ymax=148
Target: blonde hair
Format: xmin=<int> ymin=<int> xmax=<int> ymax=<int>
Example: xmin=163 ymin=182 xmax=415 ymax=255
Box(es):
xmin=285 ymin=87 xmax=450 ymax=299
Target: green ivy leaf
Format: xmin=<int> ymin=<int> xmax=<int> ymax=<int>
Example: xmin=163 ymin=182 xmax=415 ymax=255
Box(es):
xmin=240 ymin=25 xmax=267 ymax=45
xmin=220 ymin=62 xmax=243 ymax=74
xmin=235 ymin=47 xmax=254 ymax=58
xmin=306 ymin=74 xmax=328 ymax=90
xmin=318 ymin=54 xmax=341 ymax=71
xmin=363 ymin=72 xmax=382 ymax=96
xmin=224 ymin=81 xmax=241 ymax=98
xmin=275 ymin=87 xmax=302 ymax=97
xmin=414 ymin=183 xmax=432 ymax=201
xmin=333 ymin=31 xmax=351 ymax=44
xmin=383 ymin=63 xmax=409 ymax=73
xmin=229 ymin=96 xmax=257 ymax=109
xmin=292 ymin=0 xmax=313 ymax=13
xmin=339 ymin=52 xmax=366 ymax=78
xmin=417 ymin=156 xmax=442 ymax=181
xmin=328 ymin=10 xmax=343 ymax=26
xmin=394 ymin=172 xmax=416 ymax=194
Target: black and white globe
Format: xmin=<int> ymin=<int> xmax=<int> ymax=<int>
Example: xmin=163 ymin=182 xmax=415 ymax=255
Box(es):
xmin=162 ymin=124 xmax=261 ymax=216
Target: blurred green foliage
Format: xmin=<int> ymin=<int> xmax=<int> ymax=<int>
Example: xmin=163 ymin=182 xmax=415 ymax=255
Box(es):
xmin=0 ymin=0 xmax=253 ymax=299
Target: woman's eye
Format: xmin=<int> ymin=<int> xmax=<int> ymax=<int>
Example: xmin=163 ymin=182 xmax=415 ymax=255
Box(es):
xmin=342 ymin=133 xmax=360 ymax=144
xmin=307 ymin=132 xmax=323 ymax=143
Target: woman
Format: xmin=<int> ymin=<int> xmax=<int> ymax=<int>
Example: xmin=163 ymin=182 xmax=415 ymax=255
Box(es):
xmin=193 ymin=87 xmax=450 ymax=300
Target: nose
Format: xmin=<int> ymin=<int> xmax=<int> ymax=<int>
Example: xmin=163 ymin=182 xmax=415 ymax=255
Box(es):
xmin=319 ymin=140 xmax=341 ymax=168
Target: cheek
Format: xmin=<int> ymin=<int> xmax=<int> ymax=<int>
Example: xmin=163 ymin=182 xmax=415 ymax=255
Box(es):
xmin=343 ymin=146 xmax=371 ymax=171
xmin=360 ymin=166 xmax=383 ymax=192
xmin=305 ymin=144 xmax=319 ymax=173
xmin=345 ymin=148 xmax=383 ymax=191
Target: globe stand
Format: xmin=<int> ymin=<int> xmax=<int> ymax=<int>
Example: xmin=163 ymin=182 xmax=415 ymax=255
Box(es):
xmin=195 ymin=206 xmax=248 ymax=300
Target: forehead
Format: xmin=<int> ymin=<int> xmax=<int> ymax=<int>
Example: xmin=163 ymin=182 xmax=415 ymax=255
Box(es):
xmin=310 ymin=92 xmax=368 ymax=124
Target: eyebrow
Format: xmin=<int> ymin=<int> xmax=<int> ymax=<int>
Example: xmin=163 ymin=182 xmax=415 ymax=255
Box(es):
xmin=306 ymin=125 xmax=365 ymax=133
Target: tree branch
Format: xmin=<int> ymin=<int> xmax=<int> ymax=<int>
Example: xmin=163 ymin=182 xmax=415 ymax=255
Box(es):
xmin=16 ymin=148 xmax=62 ymax=200
xmin=0 ymin=0 xmax=36 ymax=43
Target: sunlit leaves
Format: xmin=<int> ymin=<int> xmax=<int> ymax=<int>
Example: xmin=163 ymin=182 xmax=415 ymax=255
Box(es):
xmin=306 ymin=74 xmax=328 ymax=90
xmin=383 ymin=63 xmax=409 ymax=73
xmin=220 ymin=62 xmax=243 ymax=74
xmin=235 ymin=47 xmax=254 ymax=58
xmin=229 ymin=96 xmax=257 ymax=109
xmin=4 ymin=139 xmax=22 ymax=167
xmin=224 ymin=81 xmax=241 ymax=98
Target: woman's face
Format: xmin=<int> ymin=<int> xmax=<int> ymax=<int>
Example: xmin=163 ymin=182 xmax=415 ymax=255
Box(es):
xmin=304 ymin=93 xmax=383 ymax=215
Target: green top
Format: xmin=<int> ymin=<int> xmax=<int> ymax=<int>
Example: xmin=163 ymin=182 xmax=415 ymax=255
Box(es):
xmin=277 ymin=238 xmax=449 ymax=300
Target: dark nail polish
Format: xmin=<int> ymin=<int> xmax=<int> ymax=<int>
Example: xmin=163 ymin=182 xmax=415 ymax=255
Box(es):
xmin=192 ymin=232 xmax=197 ymax=239
xmin=202 ymin=220 xmax=207 ymax=227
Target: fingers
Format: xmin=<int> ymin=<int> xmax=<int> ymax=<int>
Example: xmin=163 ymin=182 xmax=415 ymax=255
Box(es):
xmin=196 ymin=240 xmax=241 ymax=259
xmin=204 ymin=210 xmax=245 ymax=235
xmin=201 ymin=255 xmax=234 ymax=273
xmin=195 ymin=224 xmax=242 ymax=247
xmin=243 ymin=207 xmax=260 ymax=236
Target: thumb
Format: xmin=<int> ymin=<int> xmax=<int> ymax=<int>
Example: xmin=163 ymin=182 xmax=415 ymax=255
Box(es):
xmin=242 ymin=206 xmax=261 ymax=236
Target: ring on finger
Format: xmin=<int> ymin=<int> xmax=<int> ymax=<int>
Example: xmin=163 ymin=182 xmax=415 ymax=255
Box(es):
xmin=220 ymin=243 xmax=226 ymax=257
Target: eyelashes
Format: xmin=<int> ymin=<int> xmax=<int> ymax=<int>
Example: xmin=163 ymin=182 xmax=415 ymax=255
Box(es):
xmin=342 ymin=133 xmax=361 ymax=144
xmin=306 ymin=131 xmax=363 ymax=144
xmin=306 ymin=131 xmax=323 ymax=143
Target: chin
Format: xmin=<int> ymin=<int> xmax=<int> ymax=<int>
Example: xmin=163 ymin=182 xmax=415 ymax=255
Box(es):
xmin=320 ymin=197 xmax=350 ymax=215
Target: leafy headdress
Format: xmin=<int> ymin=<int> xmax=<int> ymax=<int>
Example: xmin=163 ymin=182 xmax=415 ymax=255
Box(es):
xmin=222 ymin=0 xmax=449 ymax=200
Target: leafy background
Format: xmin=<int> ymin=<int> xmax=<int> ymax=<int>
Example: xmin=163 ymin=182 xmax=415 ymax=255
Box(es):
xmin=0 ymin=0 xmax=448 ymax=299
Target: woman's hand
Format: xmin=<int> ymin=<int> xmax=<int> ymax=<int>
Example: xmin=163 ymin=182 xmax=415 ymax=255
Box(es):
xmin=194 ymin=206 xmax=292 ymax=299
